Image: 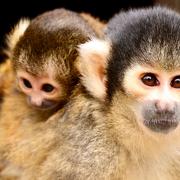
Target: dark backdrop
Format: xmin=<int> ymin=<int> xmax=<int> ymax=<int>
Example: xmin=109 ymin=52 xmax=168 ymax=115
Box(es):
xmin=0 ymin=0 xmax=154 ymax=60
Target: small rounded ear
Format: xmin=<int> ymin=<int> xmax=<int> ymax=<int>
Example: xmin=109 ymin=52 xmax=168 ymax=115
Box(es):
xmin=77 ymin=38 xmax=111 ymax=101
xmin=5 ymin=18 xmax=30 ymax=57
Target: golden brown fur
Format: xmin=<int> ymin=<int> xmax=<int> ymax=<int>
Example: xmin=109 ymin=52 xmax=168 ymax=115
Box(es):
xmin=0 ymin=8 xmax=106 ymax=180
xmin=80 ymin=13 xmax=106 ymax=38
xmin=0 ymin=60 xmax=14 ymax=99
xmin=2 ymin=6 xmax=180 ymax=180
xmin=1 ymin=37 xmax=180 ymax=180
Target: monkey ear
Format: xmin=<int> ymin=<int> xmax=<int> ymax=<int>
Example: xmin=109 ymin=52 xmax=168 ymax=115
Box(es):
xmin=6 ymin=18 xmax=30 ymax=56
xmin=77 ymin=38 xmax=110 ymax=100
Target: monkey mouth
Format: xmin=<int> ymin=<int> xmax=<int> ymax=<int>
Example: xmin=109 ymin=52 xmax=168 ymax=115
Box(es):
xmin=30 ymin=101 xmax=60 ymax=111
xmin=35 ymin=102 xmax=60 ymax=110
xmin=144 ymin=119 xmax=178 ymax=133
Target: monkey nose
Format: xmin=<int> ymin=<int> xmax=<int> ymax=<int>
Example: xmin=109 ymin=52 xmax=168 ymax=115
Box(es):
xmin=155 ymin=100 xmax=174 ymax=112
xmin=28 ymin=96 xmax=42 ymax=107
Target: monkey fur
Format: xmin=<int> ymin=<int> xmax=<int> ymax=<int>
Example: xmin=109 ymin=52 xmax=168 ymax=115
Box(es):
xmin=0 ymin=8 xmax=104 ymax=179
xmin=0 ymin=60 xmax=13 ymax=101
xmin=80 ymin=12 xmax=106 ymax=38
xmin=1 ymin=6 xmax=180 ymax=180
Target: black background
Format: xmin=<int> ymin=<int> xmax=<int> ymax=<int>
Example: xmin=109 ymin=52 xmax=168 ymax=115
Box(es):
xmin=0 ymin=0 xmax=154 ymax=60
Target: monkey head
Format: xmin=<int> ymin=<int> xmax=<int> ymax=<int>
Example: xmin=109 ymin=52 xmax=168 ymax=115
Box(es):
xmin=78 ymin=7 xmax=180 ymax=135
xmin=106 ymin=7 xmax=180 ymax=134
xmin=6 ymin=9 xmax=94 ymax=110
xmin=8 ymin=19 xmax=77 ymax=110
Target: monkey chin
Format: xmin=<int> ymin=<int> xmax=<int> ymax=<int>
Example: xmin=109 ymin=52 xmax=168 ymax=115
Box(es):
xmin=144 ymin=119 xmax=179 ymax=134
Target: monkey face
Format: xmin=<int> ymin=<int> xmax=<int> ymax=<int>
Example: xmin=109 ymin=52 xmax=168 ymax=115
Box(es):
xmin=16 ymin=71 xmax=64 ymax=110
xmin=123 ymin=64 xmax=180 ymax=134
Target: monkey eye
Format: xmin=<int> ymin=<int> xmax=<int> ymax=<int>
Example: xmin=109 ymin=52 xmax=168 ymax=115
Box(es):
xmin=141 ymin=73 xmax=159 ymax=87
xmin=22 ymin=78 xmax=32 ymax=88
xmin=171 ymin=76 xmax=180 ymax=88
xmin=42 ymin=83 xmax=54 ymax=93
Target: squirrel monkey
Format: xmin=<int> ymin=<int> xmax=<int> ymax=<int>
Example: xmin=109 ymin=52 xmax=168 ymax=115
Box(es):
xmin=38 ymin=7 xmax=180 ymax=179
xmin=2 ymin=6 xmax=180 ymax=180
xmin=0 ymin=8 xmax=104 ymax=179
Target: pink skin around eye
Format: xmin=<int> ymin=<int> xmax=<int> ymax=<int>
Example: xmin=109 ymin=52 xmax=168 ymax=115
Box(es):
xmin=17 ymin=71 xmax=60 ymax=107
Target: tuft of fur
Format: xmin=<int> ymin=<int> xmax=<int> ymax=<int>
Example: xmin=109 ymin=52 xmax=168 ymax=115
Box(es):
xmin=5 ymin=19 xmax=30 ymax=57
